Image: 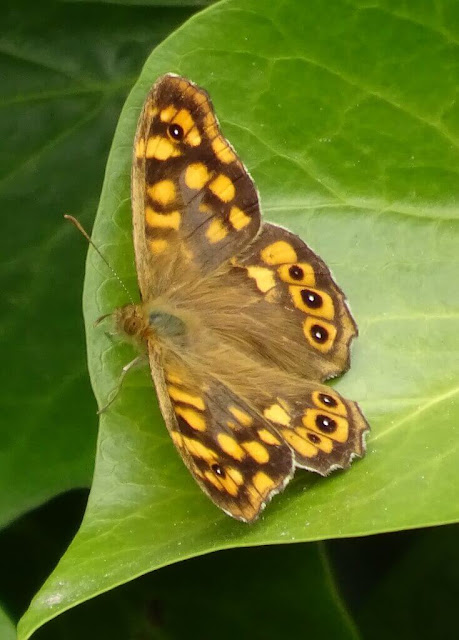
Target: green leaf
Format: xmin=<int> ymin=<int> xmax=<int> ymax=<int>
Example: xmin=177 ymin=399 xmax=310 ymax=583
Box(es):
xmin=34 ymin=543 xmax=359 ymax=640
xmin=0 ymin=604 xmax=15 ymax=640
xmin=0 ymin=1 xmax=194 ymax=528
xmin=19 ymin=0 xmax=459 ymax=637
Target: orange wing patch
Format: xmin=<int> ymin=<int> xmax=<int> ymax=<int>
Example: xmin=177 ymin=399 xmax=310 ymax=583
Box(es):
xmin=212 ymin=136 xmax=237 ymax=163
xmin=148 ymin=180 xmax=176 ymax=206
xmin=185 ymin=163 xmax=211 ymax=190
xmin=261 ymin=241 xmax=297 ymax=265
xmin=146 ymin=136 xmax=182 ymax=160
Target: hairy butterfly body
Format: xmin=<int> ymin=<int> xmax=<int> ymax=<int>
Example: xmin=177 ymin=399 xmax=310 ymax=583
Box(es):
xmin=115 ymin=74 xmax=369 ymax=522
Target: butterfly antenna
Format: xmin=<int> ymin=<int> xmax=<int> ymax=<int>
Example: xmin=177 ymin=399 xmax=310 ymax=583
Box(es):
xmin=64 ymin=215 xmax=135 ymax=305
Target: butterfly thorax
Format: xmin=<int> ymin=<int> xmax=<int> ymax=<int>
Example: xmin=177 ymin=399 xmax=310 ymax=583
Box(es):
xmin=115 ymin=303 xmax=187 ymax=345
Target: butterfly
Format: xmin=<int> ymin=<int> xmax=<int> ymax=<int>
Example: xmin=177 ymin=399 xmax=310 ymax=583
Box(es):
xmin=112 ymin=73 xmax=369 ymax=522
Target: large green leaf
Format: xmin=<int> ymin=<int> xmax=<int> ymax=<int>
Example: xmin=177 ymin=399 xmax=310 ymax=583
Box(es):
xmin=19 ymin=0 xmax=459 ymax=637
xmin=0 ymin=1 xmax=194 ymax=528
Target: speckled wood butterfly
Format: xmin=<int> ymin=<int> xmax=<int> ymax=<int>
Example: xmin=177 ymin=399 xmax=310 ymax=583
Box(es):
xmin=112 ymin=73 xmax=369 ymax=522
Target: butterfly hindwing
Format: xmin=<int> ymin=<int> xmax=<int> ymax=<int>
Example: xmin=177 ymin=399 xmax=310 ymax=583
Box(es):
xmin=229 ymin=223 xmax=358 ymax=381
xmin=251 ymin=384 xmax=369 ymax=475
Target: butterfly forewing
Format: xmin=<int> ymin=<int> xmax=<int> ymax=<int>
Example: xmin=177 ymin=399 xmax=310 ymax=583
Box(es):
xmin=132 ymin=73 xmax=261 ymax=296
xmin=161 ymin=358 xmax=293 ymax=522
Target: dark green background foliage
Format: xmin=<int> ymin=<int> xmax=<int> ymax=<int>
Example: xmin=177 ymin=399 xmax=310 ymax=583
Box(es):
xmin=1 ymin=0 xmax=458 ymax=638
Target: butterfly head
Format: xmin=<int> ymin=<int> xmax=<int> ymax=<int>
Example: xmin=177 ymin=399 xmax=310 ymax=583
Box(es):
xmin=114 ymin=304 xmax=149 ymax=340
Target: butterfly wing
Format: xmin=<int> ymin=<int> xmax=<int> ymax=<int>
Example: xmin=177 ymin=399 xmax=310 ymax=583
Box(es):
xmin=242 ymin=378 xmax=369 ymax=476
xmin=131 ymin=73 xmax=261 ymax=298
xmin=221 ymin=222 xmax=358 ymax=381
xmin=149 ymin=350 xmax=294 ymax=522
xmin=162 ymin=334 xmax=369 ymax=479
xmin=150 ymin=342 xmax=367 ymax=514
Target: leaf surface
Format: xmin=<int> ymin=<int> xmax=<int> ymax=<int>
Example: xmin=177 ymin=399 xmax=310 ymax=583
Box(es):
xmin=19 ymin=0 xmax=459 ymax=637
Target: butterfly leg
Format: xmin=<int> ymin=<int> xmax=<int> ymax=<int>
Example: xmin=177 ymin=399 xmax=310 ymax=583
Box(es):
xmin=98 ymin=354 xmax=148 ymax=414
xmin=94 ymin=312 xmax=113 ymax=327
xmin=94 ymin=312 xmax=120 ymax=343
